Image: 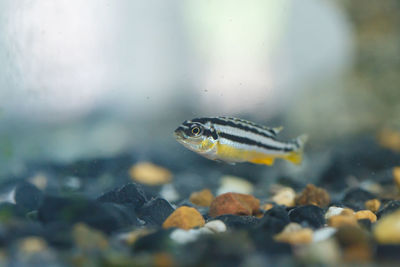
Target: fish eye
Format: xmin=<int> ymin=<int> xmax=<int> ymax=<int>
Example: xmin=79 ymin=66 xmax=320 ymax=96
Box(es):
xmin=191 ymin=126 xmax=202 ymax=136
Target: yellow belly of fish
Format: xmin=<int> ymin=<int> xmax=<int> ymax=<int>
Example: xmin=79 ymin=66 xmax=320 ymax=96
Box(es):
xmin=216 ymin=143 xmax=276 ymax=165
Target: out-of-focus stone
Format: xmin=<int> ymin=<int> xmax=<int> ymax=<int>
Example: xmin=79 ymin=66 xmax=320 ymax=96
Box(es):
xmin=313 ymin=227 xmax=337 ymax=243
xmin=325 ymin=207 xmax=344 ymax=219
xmin=137 ymin=197 xmax=175 ymax=226
xmin=119 ymin=229 xmax=154 ymax=245
xmin=204 ymin=220 xmax=227 ymax=233
xmin=129 ymin=162 xmax=172 ymax=185
xmin=154 ymin=252 xmax=175 ymax=267
xmin=159 ymin=184 xmax=179 ymax=202
xmin=261 ymin=203 xmax=274 ymax=211
xmin=271 ymin=187 xmax=296 ymax=207
xmin=274 ymin=223 xmax=313 ymax=244
xmin=162 ymin=206 xmax=205 ymax=230
xmin=328 ymin=214 xmax=358 ymax=228
xmin=295 ymin=184 xmax=330 ymax=208
xmin=29 ymin=173 xmax=48 ymax=190
xmin=209 ymin=192 xmax=260 ymax=217
xmin=378 ymin=129 xmax=400 ymax=152
xmin=73 ymin=223 xmax=109 ymax=251
xmin=342 ymin=188 xmax=376 ymax=211
xmin=189 ymin=189 xmax=214 ymax=207
xmin=340 ymin=208 xmax=356 ymax=216
xmin=364 ymin=199 xmax=381 ymax=213
xmin=377 ymin=200 xmax=400 ymax=218
xmin=169 ymin=228 xmax=213 ymax=244
xmin=336 ymin=226 xmax=372 ymax=262
xmin=374 ymin=210 xmax=400 ymax=244
xmin=18 ymin=237 xmax=48 ymax=254
xmin=217 ymin=175 xmax=254 ymax=195
xmin=215 ymin=215 xmax=260 ymax=229
xmin=298 ymin=239 xmax=341 ymax=265
xmin=288 ymin=205 xmax=325 ymax=229
xmin=355 ymin=210 xmax=377 ymax=223
xmin=393 ymin=167 xmax=400 ymax=191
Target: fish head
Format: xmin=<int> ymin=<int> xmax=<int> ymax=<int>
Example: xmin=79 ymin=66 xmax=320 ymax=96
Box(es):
xmin=174 ymin=119 xmax=216 ymax=153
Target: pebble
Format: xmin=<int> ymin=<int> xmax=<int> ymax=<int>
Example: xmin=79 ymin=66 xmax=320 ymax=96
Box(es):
xmin=364 ymin=199 xmax=381 ymax=213
xmin=393 ymin=167 xmax=400 ymax=191
xmin=189 ymin=189 xmax=214 ymax=207
xmin=342 ymin=188 xmax=376 ymax=211
xmin=271 ymin=187 xmax=296 ymax=207
xmin=170 ymin=228 xmax=213 ymax=244
xmin=312 ymin=227 xmax=337 ymax=243
xmin=295 ymin=184 xmax=330 ymax=208
xmin=325 ymin=206 xmax=344 ymax=219
xmin=209 ymin=192 xmax=260 ymax=217
xmin=129 ymin=162 xmax=172 ymax=185
xmin=137 ymin=197 xmax=175 ymax=226
xmin=18 ymin=236 xmax=48 ymax=254
xmin=274 ymin=223 xmax=313 ymax=244
xmin=288 ymin=205 xmax=325 ymax=229
xmin=257 ymin=206 xmax=290 ymax=235
xmin=72 ymin=223 xmax=109 ymax=251
xmin=14 ymin=182 xmax=43 ymax=212
xmin=97 ymin=183 xmax=147 ymax=210
xmin=355 ymin=210 xmax=377 ymax=223
xmin=215 ymin=215 xmax=260 ymax=229
xmin=162 ymin=206 xmax=205 ymax=230
xmin=261 ymin=203 xmax=274 ymax=211
xmin=28 ymin=173 xmax=48 ymax=190
xmin=335 ymin=226 xmax=372 ymax=262
xmin=374 ymin=210 xmax=400 ymax=244
xmin=216 ymin=175 xmax=254 ymax=195
xmin=298 ymin=239 xmax=341 ymax=265
xmin=159 ymin=184 xmax=180 ymax=202
xmin=327 ymin=215 xmax=358 ymax=228
xmin=204 ymin=220 xmax=227 ymax=233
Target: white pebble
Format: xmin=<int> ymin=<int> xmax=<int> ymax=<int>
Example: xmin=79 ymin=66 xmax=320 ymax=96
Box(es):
xmin=159 ymin=184 xmax=179 ymax=202
xmin=324 ymin=207 xmax=344 ymax=219
xmin=204 ymin=220 xmax=227 ymax=233
xmin=313 ymin=227 xmax=337 ymax=243
xmin=217 ymin=175 xmax=254 ymax=195
xmin=170 ymin=228 xmax=213 ymax=244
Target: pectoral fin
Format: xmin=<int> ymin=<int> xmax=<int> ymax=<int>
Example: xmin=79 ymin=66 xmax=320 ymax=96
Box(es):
xmin=285 ymin=151 xmax=303 ymax=165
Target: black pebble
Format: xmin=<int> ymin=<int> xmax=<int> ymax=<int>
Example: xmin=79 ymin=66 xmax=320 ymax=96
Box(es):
xmin=376 ymin=245 xmax=400 ymax=260
xmin=342 ymin=188 xmax=376 ymax=211
xmin=97 ymin=183 xmax=148 ymax=211
xmin=288 ymin=205 xmax=325 ymax=229
xmin=137 ymin=197 xmax=175 ymax=226
xmin=38 ymin=195 xmax=141 ymax=233
xmin=256 ymin=205 xmax=290 ymax=235
xmin=215 ymin=215 xmax=260 ymax=229
xmin=133 ymin=229 xmax=173 ymax=252
xmin=14 ymin=182 xmax=44 ymax=212
xmin=377 ymin=200 xmax=400 ymax=219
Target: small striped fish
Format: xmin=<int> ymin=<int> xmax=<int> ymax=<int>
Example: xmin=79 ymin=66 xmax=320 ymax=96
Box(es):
xmin=174 ymin=117 xmax=308 ymax=166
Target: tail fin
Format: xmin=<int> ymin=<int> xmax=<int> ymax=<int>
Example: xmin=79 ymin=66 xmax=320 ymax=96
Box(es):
xmin=285 ymin=134 xmax=308 ymax=165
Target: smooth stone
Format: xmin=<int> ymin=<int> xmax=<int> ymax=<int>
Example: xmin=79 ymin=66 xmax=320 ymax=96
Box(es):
xmin=72 ymin=223 xmax=109 ymax=251
xmin=97 ymin=183 xmax=147 ymax=210
xmin=162 ymin=206 xmax=205 ymax=230
xmin=271 ymin=187 xmax=296 ymax=207
xmin=355 ymin=210 xmax=377 ymax=223
xmin=137 ymin=197 xmax=175 ymax=226
xmin=364 ymin=199 xmax=381 ymax=213
xmin=170 ymin=228 xmax=213 ymax=244
xmin=256 ymin=205 xmax=290 ymax=235
xmin=133 ymin=229 xmax=173 ymax=252
xmin=298 ymin=239 xmax=341 ymax=264
xmin=209 ymin=192 xmax=260 ymax=217
xmin=288 ymin=205 xmax=325 ymax=229
xmin=374 ymin=210 xmax=400 ymax=244
xmin=342 ymin=188 xmax=376 ymax=211
xmin=274 ymin=223 xmax=313 ymax=244
xmin=215 ymin=215 xmax=260 ymax=229
xmin=14 ymin=182 xmax=44 ymax=212
xmin=295 ymin=184 xmax=330 ymax=208
xmin=313 ymin=227 xmax=337 ymax=243
xmin=376 ymin=245 xmax=400 ymax=260
xmin=324 ymin=207 xmax=344 ymax=219
xmin=204 ymin=220 xmax=227 ymax=233
xmin=159 ymin=184 xmax=180 ymax=202
xmin=393 ymin=167 xmax=400 ymax=191
xmin=216 ymin=175 xmax=254 ymax=195
xmin=129 ymin=162 xmax=172 ymax=185
xmin=328 ymin=215 xmax=358 ymax=228
xmin=189 ymin=189 xmax=214 ymax=207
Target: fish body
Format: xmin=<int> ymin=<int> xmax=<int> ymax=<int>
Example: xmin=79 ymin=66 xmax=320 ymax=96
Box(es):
xmin=174 ymin=116 xmax=307 ymax=166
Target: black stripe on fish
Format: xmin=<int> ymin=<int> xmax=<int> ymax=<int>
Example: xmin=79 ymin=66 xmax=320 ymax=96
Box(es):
xmin=192 ymin=117 xmax=276 ymax=139
xmin=218 ymin=132 xmax=294 ymax=152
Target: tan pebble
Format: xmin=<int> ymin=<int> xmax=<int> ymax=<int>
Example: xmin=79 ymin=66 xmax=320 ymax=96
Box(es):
xmin=19 ymin=237 xmax=47 ymax=254
xmin=129 ymin=162 xmax=172 ymax=185
xmin=373 ymin=210 xmax=400 ymax=244
xmin=340 ymin=208 xmax=355 ymax=216
xmin=162 ymin=206 xmax=205 ymax=230
xmin=364 ymin=199 xmax=381 ymax=213
xmin=394 ymin=167 xmax=400 ymax=191
xmin=271 ymin=187 xmax=296 ymax=207
xmin=209 ymin=192 xmax=260 ymax=217
xmin=295 ymin=184 xmax=330 ymax=208
xmin=378 ymin=129 xmax=400 ymax=152
xmin=343 ymin=244 xmax=372 ymax=262
xmin=274 ymin=223 xmax=313 ymax=244
xmin=261 ymin=203 xmax=274 ymax=211
xmin=121 ymin=229 xmax=154 ymax=245
xmin=328 ymin=215 xmax=358 ymax=228
xmin=154 ymin=252 xmax=175 ymax=267
xmin=73 ymin=223 xmax=109 ymax=251
xmin=355 ymin=210 xmax=377 ymax=223
xmin=189 ymin=189 xmax=214 ymax=207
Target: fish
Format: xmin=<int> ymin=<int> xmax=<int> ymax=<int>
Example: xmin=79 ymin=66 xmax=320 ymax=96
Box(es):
xmin=173 ymin=116 xmax=308 ymax=166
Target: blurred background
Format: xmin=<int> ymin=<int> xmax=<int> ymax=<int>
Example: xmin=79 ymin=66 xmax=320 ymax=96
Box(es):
xmin=0 ymin=0 xmax=400 ymax=178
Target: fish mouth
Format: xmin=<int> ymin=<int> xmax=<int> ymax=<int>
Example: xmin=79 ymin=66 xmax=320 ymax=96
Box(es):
xmin=173 ymin=128 xmax=186 ymax=140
